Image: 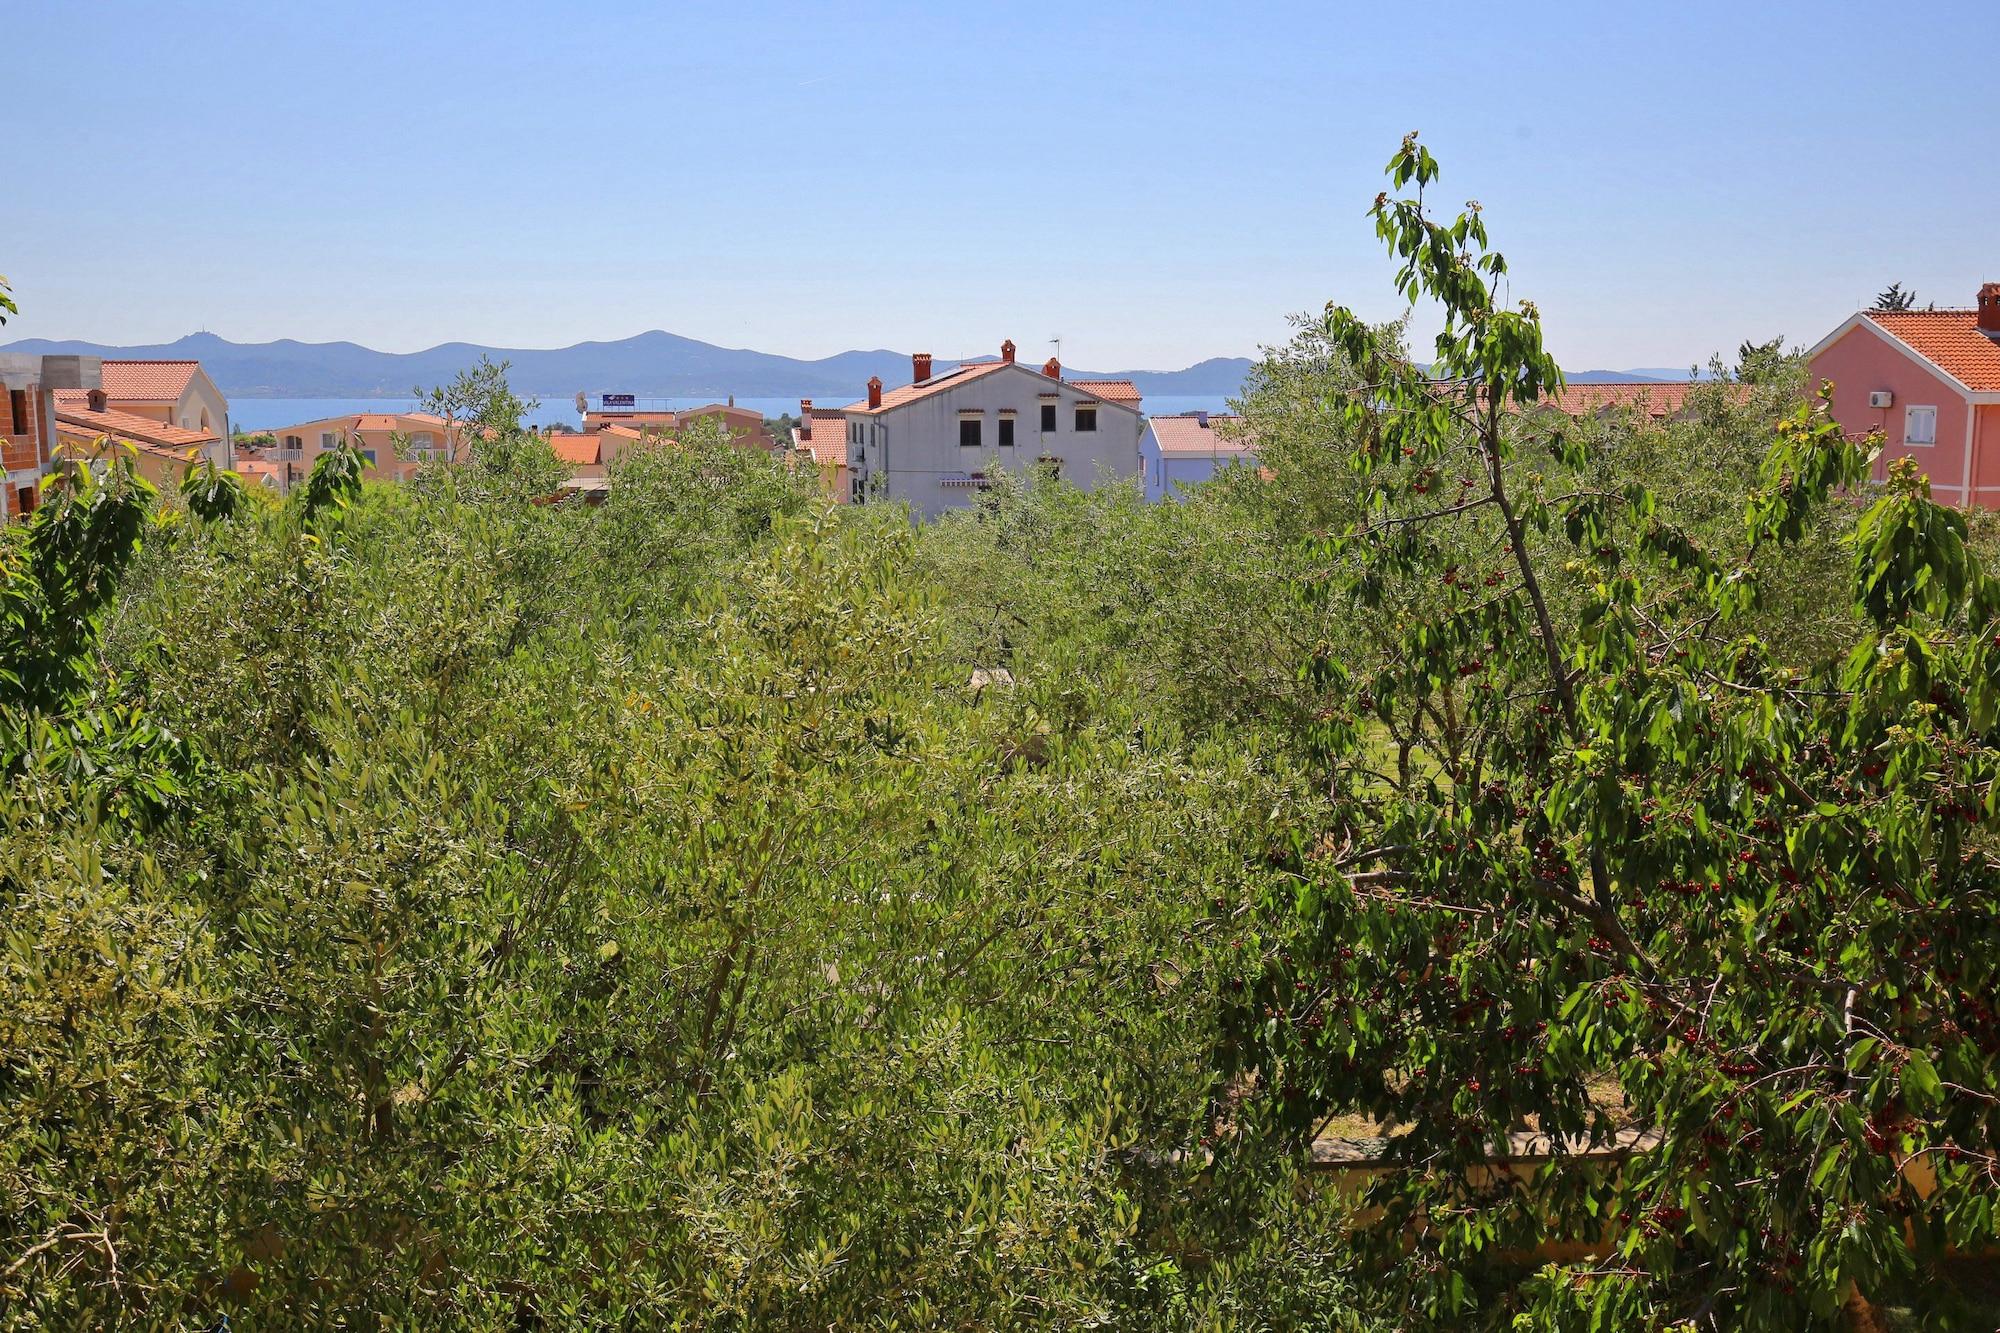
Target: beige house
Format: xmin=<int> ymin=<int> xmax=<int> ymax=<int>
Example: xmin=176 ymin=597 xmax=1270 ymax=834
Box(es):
xmin=54 ymin=392 xmax=223 ymax=488
xmin=264 ymin=411 xmax=458 ymax=483
xmin=56 ymin=360 xmax=230 ymax=460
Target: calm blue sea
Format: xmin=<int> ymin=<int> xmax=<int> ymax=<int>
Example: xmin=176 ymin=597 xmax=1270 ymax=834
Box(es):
xmin=227 ymin=394 xmax=1238 ymax=434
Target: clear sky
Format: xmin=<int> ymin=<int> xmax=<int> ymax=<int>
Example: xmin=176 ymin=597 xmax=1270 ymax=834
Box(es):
xmin=5 ymin=0 xmax=1996 ymax=371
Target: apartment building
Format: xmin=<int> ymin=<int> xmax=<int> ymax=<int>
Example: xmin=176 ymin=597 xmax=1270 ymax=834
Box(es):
xmin=841 ymin=341 xmax=1143 ymax=518
xmin=266 ymin=411 xmax=457 ymax=482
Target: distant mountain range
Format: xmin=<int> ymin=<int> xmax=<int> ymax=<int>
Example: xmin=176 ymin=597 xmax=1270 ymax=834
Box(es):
xmin=0 ymin=331 xmax=1700 ymax=401
xmin=0 ymin=331 xmax=1257 ymax=400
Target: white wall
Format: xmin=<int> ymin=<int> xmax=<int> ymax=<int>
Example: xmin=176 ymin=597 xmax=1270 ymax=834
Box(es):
xmin=847 ymin=364 xmax=1142 ymax=518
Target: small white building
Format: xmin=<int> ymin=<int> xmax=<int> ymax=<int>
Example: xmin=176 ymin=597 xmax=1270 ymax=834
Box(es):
xmin=841 ymin=341 xmax=1144 ymax=518
xmin=1139 ymin=412 xmax=1257 ymax=501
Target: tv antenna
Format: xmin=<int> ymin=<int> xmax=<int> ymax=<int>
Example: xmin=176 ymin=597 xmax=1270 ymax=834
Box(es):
xmin=1050 ymin=336 xmax=1062 ymax=365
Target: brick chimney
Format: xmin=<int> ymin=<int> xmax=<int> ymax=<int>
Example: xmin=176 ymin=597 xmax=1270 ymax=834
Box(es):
xmin=1041 ymin=357 xmax=1061 ymax=380
xmin=799 ymin=399 xmax=812 ymax=439
xmin=867 ymin=376 xmax=883 ymax=410
xmin=912 ymin=352 xmax=933 ymax=384
xmin=1001 ymin=339 xmax=1016 ymax=364
xmin=1979 ymin=282 xmax=2000 ymax=336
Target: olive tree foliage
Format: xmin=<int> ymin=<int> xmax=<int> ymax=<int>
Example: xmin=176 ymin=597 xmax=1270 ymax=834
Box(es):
xmin=2 ymin=386 xmax=1367 ymax=1328
xmin=411 ymin=353 xmax=537 ymax=464
xmin=1225 ymin=136 xmax=2000 ymax=1329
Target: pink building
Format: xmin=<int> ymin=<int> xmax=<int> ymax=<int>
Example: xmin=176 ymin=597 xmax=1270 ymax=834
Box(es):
xmin=1806 ymin=284 xmax=2000 ymax=508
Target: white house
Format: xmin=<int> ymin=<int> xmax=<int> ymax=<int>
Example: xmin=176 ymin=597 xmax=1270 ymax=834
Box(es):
xmin=1140 ymin=412 xmax=1257 ymax=501
xmin=841 ymin=341 xmax=1144 ymax=518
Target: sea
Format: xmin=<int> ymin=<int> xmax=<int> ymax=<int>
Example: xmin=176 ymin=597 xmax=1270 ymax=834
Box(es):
xmin=226 ymin=394 xmax=1239 ymax=435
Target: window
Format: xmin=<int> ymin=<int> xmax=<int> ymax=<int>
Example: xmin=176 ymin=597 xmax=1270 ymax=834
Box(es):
xmin=360 ymin=449 xmax=378 ymax=466
xmin=959 ymin=417 xmax=982 ymax=448
xmin=851 ymin=473 xmax=865 ymax=504
xmin=1040 ymin=404 xmax=1057 ymax=432
xmin=8 ymin=389 xmax=27 ymax=436
xmin=410 ymin=432 xmax=437 ymax=457
xmin=1905 ymin=406 xmax=1938 ymax=447
xmin=998 ymin=416 xmax=1015 ymax=447
xmin=320 ymin=431 xmax=337 ymax=449
xmin=285 ymin=435 xmax=303 ymax=450
xmin=1074 ymin=406 xmax=1097 ymax=433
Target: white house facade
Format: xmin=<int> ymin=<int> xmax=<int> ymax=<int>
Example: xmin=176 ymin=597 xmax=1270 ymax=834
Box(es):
xmin=842 ymin=342 xmax=1144 ymax=518
xmin=1140 ymin=412 xmax=1257 ymax=501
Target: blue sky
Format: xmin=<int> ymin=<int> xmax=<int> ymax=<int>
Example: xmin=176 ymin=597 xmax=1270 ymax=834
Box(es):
xmin=5 ymin=0 xmax=1996 ymax=370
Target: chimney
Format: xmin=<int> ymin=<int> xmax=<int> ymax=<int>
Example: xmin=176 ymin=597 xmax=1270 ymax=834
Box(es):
xmin=912 ymin=352 xmax=933 ymax=384
xmin=799 ymin=399 xmax=813 ymax=440
xmin=1979 ymin=282 xmax=2000 ymax=336
xmin=867 ymin=376 xmax=883 ymax=410
xmin=1195 ymin=410 xmax=1209 ymax=428
xmin=1041 ymin=357 xmax=1061 ymax=380
xmin=1001 ymin=339 xmax=1016 ymax=364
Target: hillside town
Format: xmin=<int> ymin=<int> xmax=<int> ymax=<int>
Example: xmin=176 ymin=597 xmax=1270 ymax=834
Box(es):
xmin=9 ymin=284 xmax=2000 ymax=523
xmin=7 ymin=4 xmax=1999 ymax=1309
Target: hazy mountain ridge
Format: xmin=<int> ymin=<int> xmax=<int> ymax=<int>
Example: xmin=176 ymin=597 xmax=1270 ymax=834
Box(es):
xmin=2 ymin=331 xmax=1692 ymax=399
xmin=0 ymin=331 xmax=1259 ymax=399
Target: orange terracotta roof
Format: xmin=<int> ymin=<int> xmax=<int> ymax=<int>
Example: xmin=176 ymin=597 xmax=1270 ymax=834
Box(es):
xmin=791 ymin=409 xmax=849 ymax=466
xmin=98 ymin=360 xmax=203 ymax=402
xmin=678 ymin=403 xmax=763 ymax=421
xmin=1148 ymin=413 xmax=1254 ymax=456
xmin=56 ymin=403 xmax=218 ymax=452
xmin=843 ymin=359 xmax=1015 ymax=413
xmin=1532 ymin=381 xmax=1749 ymax=419
xmin=587 ymin=410 xmax=679 ymax=426
xmin=1863 ymin=310 xmax=2000 ymax=392
xmin=548 ymin=433 xmax=602 ymax=465
xmin=233 ymin=459 xmax=287 ymax=485
xmin=598 ymin=423 xmax=647 ymax=441
xmin=1071 ymin=379 xmax=1141 ymax=403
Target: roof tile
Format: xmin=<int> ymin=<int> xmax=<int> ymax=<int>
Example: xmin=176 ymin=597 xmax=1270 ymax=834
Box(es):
xmin=1863 ymin=310 xmax=2000 ymax=392
xmin=791 ymin=409 xmax=849 ymax=466
xmin=1149 ymin=413 xmax=1254 ymax=456
xmin=55 ymin=402 xmax=218 ymax=452
xmin=98 ymin=360 xmax=203 ymax=402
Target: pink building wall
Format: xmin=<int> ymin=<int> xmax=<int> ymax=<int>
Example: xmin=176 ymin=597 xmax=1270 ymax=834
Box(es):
xmin=1808 ymin=324 xmax=1978 ymax=505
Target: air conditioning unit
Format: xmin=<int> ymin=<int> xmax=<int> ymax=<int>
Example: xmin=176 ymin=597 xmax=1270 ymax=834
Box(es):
xmin=1868 ymin=390 xmax=1895 ymax=409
